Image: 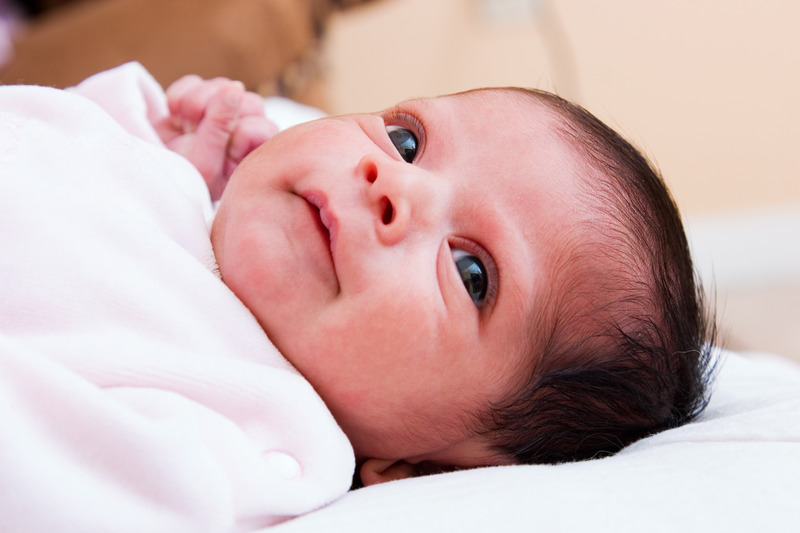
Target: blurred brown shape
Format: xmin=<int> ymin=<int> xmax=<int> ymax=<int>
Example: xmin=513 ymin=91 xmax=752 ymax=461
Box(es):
xmin=1 ymin=0 xmax=380 ymax=107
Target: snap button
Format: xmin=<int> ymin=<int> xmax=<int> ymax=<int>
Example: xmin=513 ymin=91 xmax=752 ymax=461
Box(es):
xmin=262 ymin=451 xmax=301 ymax=480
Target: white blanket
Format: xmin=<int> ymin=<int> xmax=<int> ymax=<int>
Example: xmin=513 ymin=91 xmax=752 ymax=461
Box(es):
xmin=0 ymin=63 xmax=354 ymax=532
xmin=274 ymin=350 xmax=800 ymax=532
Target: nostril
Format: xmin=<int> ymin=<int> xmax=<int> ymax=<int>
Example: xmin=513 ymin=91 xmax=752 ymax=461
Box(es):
xmin=364 ymin=162 xmax=378 ymax=184
xmin=380 ymin=197 xmax=394 ymax=225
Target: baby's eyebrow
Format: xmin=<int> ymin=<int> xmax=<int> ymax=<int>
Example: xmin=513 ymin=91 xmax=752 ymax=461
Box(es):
xmin=385 ymin=97 xmax=435 ymax=116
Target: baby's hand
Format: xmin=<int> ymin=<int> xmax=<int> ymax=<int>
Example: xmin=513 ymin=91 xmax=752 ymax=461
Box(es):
xmin=156 ymin=75 xmax=278 ymax=201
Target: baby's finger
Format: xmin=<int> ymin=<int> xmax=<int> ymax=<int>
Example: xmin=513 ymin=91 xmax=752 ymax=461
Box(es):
xmin=227 ymin=115 xmax=278 ymax=166
xmin=238 ymin=91 xmax=269 ymax=119
xmin=165 ymin=74 xmax=203 ymax=102
xmin=169 ymin=77 xmax=232 ymax=132
xmin=165 ymin=74 xmax=203 ymax=125
xmin=191 ymin=81 xmax=245 ymax=161
xmin=181 ymin=82 xmax=245 ymax=200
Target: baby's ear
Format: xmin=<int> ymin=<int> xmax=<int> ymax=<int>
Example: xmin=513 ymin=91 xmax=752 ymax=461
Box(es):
xmin=359 ymin=458 xmax=459 ymax=486
xmin=359 ymin=458 xmax=418 ymax=487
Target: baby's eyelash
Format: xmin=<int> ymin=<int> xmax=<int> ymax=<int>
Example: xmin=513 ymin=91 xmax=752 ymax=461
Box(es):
xmin=449 ymin=236 xmax=499 ymax=313
xmin=383 ymin=109 xmax=426 ymax=160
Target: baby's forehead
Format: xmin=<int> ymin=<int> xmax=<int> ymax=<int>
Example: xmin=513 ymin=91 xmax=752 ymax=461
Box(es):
xmin=390 ymin=86 xmax=559 ymax=121
xmin=451 ymin=88 xmax=564 ymax=121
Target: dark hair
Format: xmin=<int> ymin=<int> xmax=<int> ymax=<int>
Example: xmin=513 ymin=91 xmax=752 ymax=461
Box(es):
xmin=481 ymin=88 xmax=717 ymax=464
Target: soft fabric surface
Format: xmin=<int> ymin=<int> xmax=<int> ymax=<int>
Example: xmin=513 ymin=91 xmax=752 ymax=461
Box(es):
xmin=0 ymin=63 xmax=354 ymax=532
xmin=272 ymin=350 xmax=800 ymax=532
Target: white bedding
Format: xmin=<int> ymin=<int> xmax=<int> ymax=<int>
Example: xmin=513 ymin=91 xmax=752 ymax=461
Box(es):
xmin=274 ymin=350 xmax=800 ymax=532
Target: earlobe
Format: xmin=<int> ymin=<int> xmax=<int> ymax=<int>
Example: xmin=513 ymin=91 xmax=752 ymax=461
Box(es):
xmin=359 ymin=458 xmax=418 ymax=487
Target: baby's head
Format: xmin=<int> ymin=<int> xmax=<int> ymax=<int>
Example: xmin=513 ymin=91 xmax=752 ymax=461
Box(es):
xmin=210 ymin=87 xmax=715 ymax=485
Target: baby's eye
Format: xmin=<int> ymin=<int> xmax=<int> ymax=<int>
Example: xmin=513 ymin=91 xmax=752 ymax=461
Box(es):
xmin=386 ymin=125 xmax=418 ymax=163
xmin=452 ymin=249 xmax=488 ymax=308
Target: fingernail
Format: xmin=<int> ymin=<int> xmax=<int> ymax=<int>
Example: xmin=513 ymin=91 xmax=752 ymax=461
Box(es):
xmin=224 ymin=81 xmax=245 ymax=107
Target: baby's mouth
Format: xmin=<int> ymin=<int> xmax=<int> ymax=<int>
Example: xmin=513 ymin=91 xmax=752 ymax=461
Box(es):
xmin=300 ymin=192 xmax=339 ymax=286
xmin=311 ymin=204 xmax=331 ymax=249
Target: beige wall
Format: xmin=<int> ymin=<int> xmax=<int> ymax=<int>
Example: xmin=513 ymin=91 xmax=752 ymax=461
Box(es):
xmin=322 ymin=0 xmax=799 ymax=216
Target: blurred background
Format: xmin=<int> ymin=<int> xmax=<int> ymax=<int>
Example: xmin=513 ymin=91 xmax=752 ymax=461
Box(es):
xmin=2 ymin=0 xmax=797 ymax=360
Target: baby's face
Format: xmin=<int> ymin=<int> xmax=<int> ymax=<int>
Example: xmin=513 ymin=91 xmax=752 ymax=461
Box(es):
xmin=212 ymin=90 xmax=587 ymax=467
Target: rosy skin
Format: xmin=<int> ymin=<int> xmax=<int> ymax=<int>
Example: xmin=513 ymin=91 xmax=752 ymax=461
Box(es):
xmin=210 ymin=89 xmax=593 ymax=484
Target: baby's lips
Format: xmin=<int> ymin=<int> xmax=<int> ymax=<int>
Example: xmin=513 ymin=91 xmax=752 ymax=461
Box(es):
xmin=301 ymin=190 xmax=340 ymax=283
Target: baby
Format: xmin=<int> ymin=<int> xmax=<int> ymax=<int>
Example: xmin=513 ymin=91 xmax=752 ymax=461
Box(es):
xmin=0 ymin=63 xmax=714 ymax=530
xmin=165 ymin=74 xmax=716 ymax=484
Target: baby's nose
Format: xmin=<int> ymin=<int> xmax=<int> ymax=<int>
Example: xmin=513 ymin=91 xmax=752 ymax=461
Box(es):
xmin=358 ymin=154 xmax=413 ymax=246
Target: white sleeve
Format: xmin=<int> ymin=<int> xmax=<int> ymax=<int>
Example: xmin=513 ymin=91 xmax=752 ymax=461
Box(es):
xmin=0 ymin=333 xmax=353 ymax=533
xmin=68 ymin=61 xmax=169 ymax=146
xmin=0 ymin=79 xmax=354 ymax=532
xmin=1 ymin=338 xmax=251 ymax=532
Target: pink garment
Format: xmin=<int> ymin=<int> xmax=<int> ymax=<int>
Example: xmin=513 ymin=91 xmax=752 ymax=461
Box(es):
xmin=0 ymin=63 xmax=354 ymax=532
